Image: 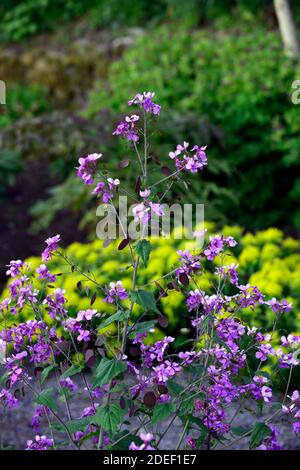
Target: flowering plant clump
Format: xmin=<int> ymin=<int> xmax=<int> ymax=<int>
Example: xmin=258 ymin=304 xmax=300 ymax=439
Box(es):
xmin=0 ymin=92 xmax=299 ymax=451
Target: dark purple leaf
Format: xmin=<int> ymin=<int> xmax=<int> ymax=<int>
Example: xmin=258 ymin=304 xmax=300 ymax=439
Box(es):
xmin=132 ymin=388 xmax=140 ymax=401
xmin=34 ymin=367 xmax=43 ymax=377
xmin=120 ymin=396 xmax=126 ymax=410
xmin=179 ymin=272 xmax=189 ymax=287
xmin=77 ymin=281 xmax=82 ymax=292
xmin=135 ymin=176 xmax=142 ymax=194
xmin=118 ymin=238 xmax=130 ymax=251
xmin=158 ymin=314 xmax=168 ymax=328
xmin=129 ymin=403 xmax=135 ymax=417
xmin=118 ymin=159 xmax=130 ymax=169
xmin=161 ymin=166 xmax=173 ymax=176
xmin=85 ymin=350 xmax=95 ymax=367
xmin=157 ymin=384 xmax=168 ymax=395
xmin=143 ymin=391 xmax=156 ymax=409
xmin=129 ymin=347 xmax=139 ymax=357
xmin=90 ymin=292 xmax=97 ymax=306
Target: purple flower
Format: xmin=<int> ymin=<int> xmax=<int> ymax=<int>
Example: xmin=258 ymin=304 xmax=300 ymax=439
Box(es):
xmin=128 ymin=92 xmax=161 ymax=115
xmin=0 ymin=388 xmax=19 ymax=408
xmin=60 ymin=377 xmax=78 ymax=392
xmin=26 ymin=435 xmax=53 ymax=451
xmin=103 ymin=281 xmax=128 ymax=304
xmin=257 ymin=425 xmax=281 ymax=450
xmin=265 ymin=297 xmax=292 ymax=314
xmin=176 ymin=250 xmax=201 ymax=280
xmin=187 ymin=436 xmax=196 ymax=449
xmin=6 ymin=260 xmax=24 ymax=278
xmin=77 ymin=153 xmax=102 ymax=185
xmin=36 ymin=264 xmax=56 ymax=283
xmin=292 ymin=422 xmax=300 ymax=434
xmin=215 ymin=263 xmax=239 ymax=285
xmin=92 ymin=178 xmax=119 ymax=203
xmin=149 ymin=202 xmax=165 ymax=217
xmin=113 ymin=115 xmax=140 ymax=142
xmin=132 ymin=202 xmax=150 ymax=224
xmin=255 ymin=343 xmax=274 ymax=362
xmin=31 ymin=406 xmax=47 ymax=432
xmin=43 ymin=288 xmax=67 ymax=319
xmin=261 ymin=386 xmax=273 ymax=403
xmin=76 ymin=309 xmax=97 ymax=322
xmin=169 ymin=142 xmax=207 ymax=174
xmin=42 ymin=234 xmax=61 ymax=262
xmin=77 ymin=329 xmax=90 ymax=343
xmin=129 ymin=432 xmax=155 ymax=450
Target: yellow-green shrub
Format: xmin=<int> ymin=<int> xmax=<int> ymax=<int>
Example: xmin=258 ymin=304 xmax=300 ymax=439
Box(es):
xmin=1 ymin=225 xmax=300 ymax=337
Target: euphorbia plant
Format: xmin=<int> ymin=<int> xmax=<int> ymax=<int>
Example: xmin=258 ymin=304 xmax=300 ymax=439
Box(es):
xmin=1 ymin=92 xmax=300 ymax=451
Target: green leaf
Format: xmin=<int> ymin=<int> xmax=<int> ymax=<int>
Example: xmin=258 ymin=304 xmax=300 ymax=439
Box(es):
xmin=35 ymin=388 xmax=59 ymax=413
xmin=167 ymin=380 xmax=184 ymax=396
xmin=92 ymin=358 xmax=127 ymax=388
xmin=130 ymin=289 xmax=160 ymax=313
xmin=65 ymin=417 xmax=91 ymax=433
xmin=152 ymin=403 xmax=176 ymax=425
xmin=108 ymin=431 xmax=143 ymax=450
xmin=231 ymin=426 xmax=250 ymax=436
xmin=134 ymin=239 xmax=152 ymax=267
xmin=92 ymin=402 xmax=124 ymax=437
xmin=60 ymin=364 xmax=83 ymax=380
xmin=41 ymin=364 xmax=57 ymax=384
xmin=250 ymin=422 xmax=272 ymax=449
xmin=129 ymin=320 xmax=157 ymax=339
xmin=99 ymin=310 xmax=130 ymax=329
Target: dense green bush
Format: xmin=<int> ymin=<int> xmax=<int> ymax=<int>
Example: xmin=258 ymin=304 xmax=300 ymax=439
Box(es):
xmin=85 ymin=24 xmax=300 ymax=231
xmin=0 ymin=84 xmax=50 ymax=128
xmin=0 ymin=1 xmax=291 ymax=42
xmin=2 ymin=225 xmax=299 ymax=342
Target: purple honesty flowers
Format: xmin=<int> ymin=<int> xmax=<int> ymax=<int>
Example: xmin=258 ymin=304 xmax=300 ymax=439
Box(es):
xmin=103 ymin=281 xmax=128 ymax=304
xmin=169 ymin=141 xmax=207 ymax=174
xmin=77 ymin=153 xmax=102 ymax=185
xmin=42 ymin=234 xmax=61 ymax=262
xmin=1 ymin=91 xmax=298 ymax=451
xmin=26 ymin=435 xmax=53 ymax=451
xmin=128 ymin=92 xmax=161 ymax=115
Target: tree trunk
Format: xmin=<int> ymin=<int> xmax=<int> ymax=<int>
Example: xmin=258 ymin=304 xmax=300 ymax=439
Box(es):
xmin=274 ymin=0 xmax=300 ymax=58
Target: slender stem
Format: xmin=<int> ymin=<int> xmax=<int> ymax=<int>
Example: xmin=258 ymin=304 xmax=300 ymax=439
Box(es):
xmin=176 ymin=419 xmax=189 ymax=450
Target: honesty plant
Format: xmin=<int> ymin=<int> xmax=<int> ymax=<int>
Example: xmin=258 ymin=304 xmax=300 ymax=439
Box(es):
xmin=0 ymin=92 xmax=299 ymax=451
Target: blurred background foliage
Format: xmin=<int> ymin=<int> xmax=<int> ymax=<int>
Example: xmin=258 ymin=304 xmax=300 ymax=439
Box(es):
xmin=0 ymin=0 xmax=300 ymax=321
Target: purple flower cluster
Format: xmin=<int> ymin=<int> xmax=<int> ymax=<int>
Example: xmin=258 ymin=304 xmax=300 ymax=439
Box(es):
xmin=132 ymin=201 xmax=165 ymax=225
xmin=103 ymin=281 xmax=128 ymax=304
xmin=257 ymin=425 xmax=281 ymax=450
xmin=26 ymin=435 xmax=53 ymax=451
xmin=204 ymin=235 xmax=237 ymax=261
xmin=6 ymin=260 xmax=25 ymax=277
xmin=169 ymin=142 xmax=207 ymax=174
xmin=36 ymin=264 xmax=56 ymax=283
xmin=215 ymin=263 xmax=239 ymax=285
xmin=176 ymin=250 xmax=201 ymax=280
xmin=128 ymin=92 xmax=161 ymax=115
xmin=1 ymin=91 xmax=299 ymax=451
xmin=76 ymin=153 xmax=102 ymax=185
xmin=42 ymin=234 xmax=61 ymax=262
xmin=129 ymin=432 xmax=155 ymax=450
xmin=113 ymin=114 xmax=140 ymax=142
xmin=43 ymin=288 xmax=67 ymax=319
xmin=0 ymin=388 xmax=19 ymax=408
xmin=92 ymin=177 xmax=120 ymax=203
